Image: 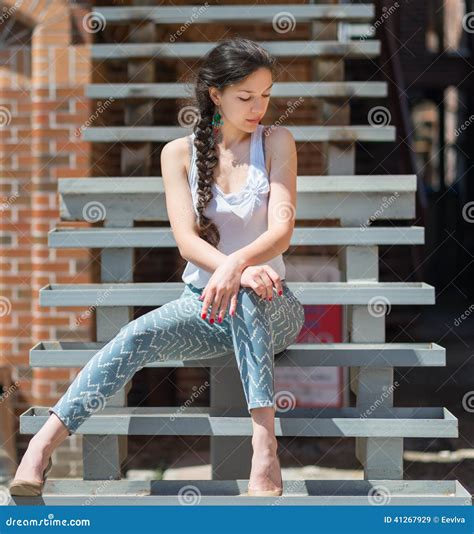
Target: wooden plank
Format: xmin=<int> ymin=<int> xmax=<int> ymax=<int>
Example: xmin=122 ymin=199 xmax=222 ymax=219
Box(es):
xmin=48 ymin=226 xmax=425 ymax=249
xmin=81 ymin=125 xmax=395 ymax=143
xmin=38 ymin=282 xmax=436 ymax=307
xmin=19 ymin=406 xmax=458 ymax=437
xmin=91 ymin=40 xmax=381 ymax=60
xmin=93 ymin=5 xmax=375 ymax=24
xmin=7 ymin=480 xmax=472 ymax=506
xmin=86 ymin=81 xmax=388 ymax=99
xmin=29 ymin=341 xmax=447 ymax=369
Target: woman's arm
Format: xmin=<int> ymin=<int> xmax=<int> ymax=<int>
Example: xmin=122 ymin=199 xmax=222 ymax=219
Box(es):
xmin=228 ymin=126 xmax=297 ymax=270
xmin=160 ymin=137 xmax=229 ymax=273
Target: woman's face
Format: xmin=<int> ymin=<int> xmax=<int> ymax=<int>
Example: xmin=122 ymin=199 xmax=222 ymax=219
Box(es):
xmin=210 ymin=67 xmax=273 ymax=132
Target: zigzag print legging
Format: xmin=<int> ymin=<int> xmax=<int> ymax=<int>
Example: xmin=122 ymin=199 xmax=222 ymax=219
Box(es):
xmin=48 ymin=281 xmax=305 ymax=435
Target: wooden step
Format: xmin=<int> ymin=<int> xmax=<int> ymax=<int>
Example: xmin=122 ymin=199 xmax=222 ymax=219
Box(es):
xmin=86 ymin=81 xmax=388 ymax=99
xmin=20 ymin=406 xmax=458 ymax=437
xmin=93 ymin=4 xmax=375 ymax=24
xmin=38 ymin=282 xmax=435 ymax=306
xmin=81 ymin=125 xmax=395 ymax=143
xmin=29 ymin=341 xmax=446 ymax=369
xmin=48 ymin=226 xmax=425 ymax=249
xmin=91 ymin=40 xmax=380 ymax=60
xmin=8 ymin=479 xmax=471 ymax=506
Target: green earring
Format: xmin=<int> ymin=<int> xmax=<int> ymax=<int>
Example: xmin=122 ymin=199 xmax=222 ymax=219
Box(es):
xmin=211 ymin=111 xmax=224 ymax=128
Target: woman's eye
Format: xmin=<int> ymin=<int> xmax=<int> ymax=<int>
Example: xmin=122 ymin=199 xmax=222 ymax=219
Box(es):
xmin=238 ymin=97 xmax=250 ymax=102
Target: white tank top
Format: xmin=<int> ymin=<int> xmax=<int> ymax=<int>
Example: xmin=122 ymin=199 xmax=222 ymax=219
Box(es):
xmin=181 ymin=124 xmax=286 ymax=289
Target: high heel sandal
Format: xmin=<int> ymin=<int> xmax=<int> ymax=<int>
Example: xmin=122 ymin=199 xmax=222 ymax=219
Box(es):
xmin=246 ymin=455 xmax=283 ymax=496
xmin=246 ymin=485 xmax=283 ymax=497
xmin=9 ymin=457 xmax=53 ymax=497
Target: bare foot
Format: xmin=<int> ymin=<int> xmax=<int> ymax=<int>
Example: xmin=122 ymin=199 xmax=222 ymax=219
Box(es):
xmin=248 ymin=437 xmax=282 ymax=491
xmin=12 ymin=443 xmax=51 ymax=484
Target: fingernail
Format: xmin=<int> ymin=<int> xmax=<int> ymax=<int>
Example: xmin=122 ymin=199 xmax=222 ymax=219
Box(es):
xmin=278 ymin=290 xmax=283 ymax=295
xmin=218 ymin=317 xmax=222 ymax=323
xmin=269 ymin=297 xmax=272 ymax=301
xmin=210 ymin=318 xmax=214 ymax=324
xmin=230 ymin=311 xmax=234 ymax=316
xmin=201 ymin=313 xmax=206 ymax=319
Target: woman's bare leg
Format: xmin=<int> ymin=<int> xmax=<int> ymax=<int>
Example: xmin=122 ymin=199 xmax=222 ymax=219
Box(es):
xmin=248 ymin=406 xmax=282 ymax=491
xmin=12 ymin=413 xmax=70 ymax=483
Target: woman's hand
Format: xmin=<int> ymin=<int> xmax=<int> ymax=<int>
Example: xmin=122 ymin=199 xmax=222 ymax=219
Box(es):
xmin=240 ymin=265 xmax=284 ymax=301
xmin=198 ymin=255 xmax=245 ymax=323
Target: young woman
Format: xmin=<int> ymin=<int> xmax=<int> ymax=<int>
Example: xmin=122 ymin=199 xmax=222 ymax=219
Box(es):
xmin=10 ymin=37 xmax=305 ymax=498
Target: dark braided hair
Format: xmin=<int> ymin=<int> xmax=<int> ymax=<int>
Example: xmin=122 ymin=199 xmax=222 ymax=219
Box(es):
xmin=190 ymin=37 xmax=276 ymax=247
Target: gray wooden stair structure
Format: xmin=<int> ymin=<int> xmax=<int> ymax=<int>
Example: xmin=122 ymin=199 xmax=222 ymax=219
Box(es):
xmin=13 ymin=2 xmax=471 ymax=506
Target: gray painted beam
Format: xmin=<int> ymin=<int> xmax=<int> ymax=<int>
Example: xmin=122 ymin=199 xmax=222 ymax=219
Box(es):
xmin=86 ymin=81 xmax=387 ymax=99
xmin=38 ymin=282 xmax=436 ymax=307
xmin=7 ymin=480 xmax=471 ymax=506
xmin=81 ymin=125 xmax=395 ymax=143
xmin=91 ymin=41 xmax=380 ymax=60
xmin=20 ymin=406 xmax=458 ymax=438
xmin=29 ymin=341 xmax=446 ymax=369
xmin=93 ymin=5 xmax=375 ymax=24
xmin=48 ymin=226 xmax=425 ymax=249
xmin=57 ymin=175 xmax=417 ymax=194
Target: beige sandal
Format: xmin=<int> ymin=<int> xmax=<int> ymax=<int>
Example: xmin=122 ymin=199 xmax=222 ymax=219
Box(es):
xmin=9 ymin=457 xmax=53 ymax=497
xmin=247 ymin=485 xmax=283 ymax=497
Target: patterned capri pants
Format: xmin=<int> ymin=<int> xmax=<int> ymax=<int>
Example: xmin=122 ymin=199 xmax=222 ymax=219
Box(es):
xmin=48 ymin=281 xmax=305 ymax=435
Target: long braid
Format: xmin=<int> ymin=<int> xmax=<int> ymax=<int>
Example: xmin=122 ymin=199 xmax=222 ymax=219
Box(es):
xmin=193 ymin=100 xmax=220 ymax=247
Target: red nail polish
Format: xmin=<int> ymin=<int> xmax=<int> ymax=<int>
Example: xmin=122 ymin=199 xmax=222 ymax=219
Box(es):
xmin=210 ymin=318 xmax=214 ymax=324
xmin=278 ymin=290 xmax=283 ymax=295
xmin=269 ymin=297 xmax=272 ymax=301
xmin=218 ymin=317 xmax=222 ymax=323
xmin=201 ymin=313 xmax=206 ymax=319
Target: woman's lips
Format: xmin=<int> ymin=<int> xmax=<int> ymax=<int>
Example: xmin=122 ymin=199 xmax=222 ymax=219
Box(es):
xmin=246 ymin=118 xmax=260 ymax=123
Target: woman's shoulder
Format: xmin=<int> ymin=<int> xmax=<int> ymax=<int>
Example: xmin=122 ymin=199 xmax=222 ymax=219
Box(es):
xmin=161 ymin=134 xmax=194 ymax=176
xmin=259 ymin=125 xmax=295 ymax=174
